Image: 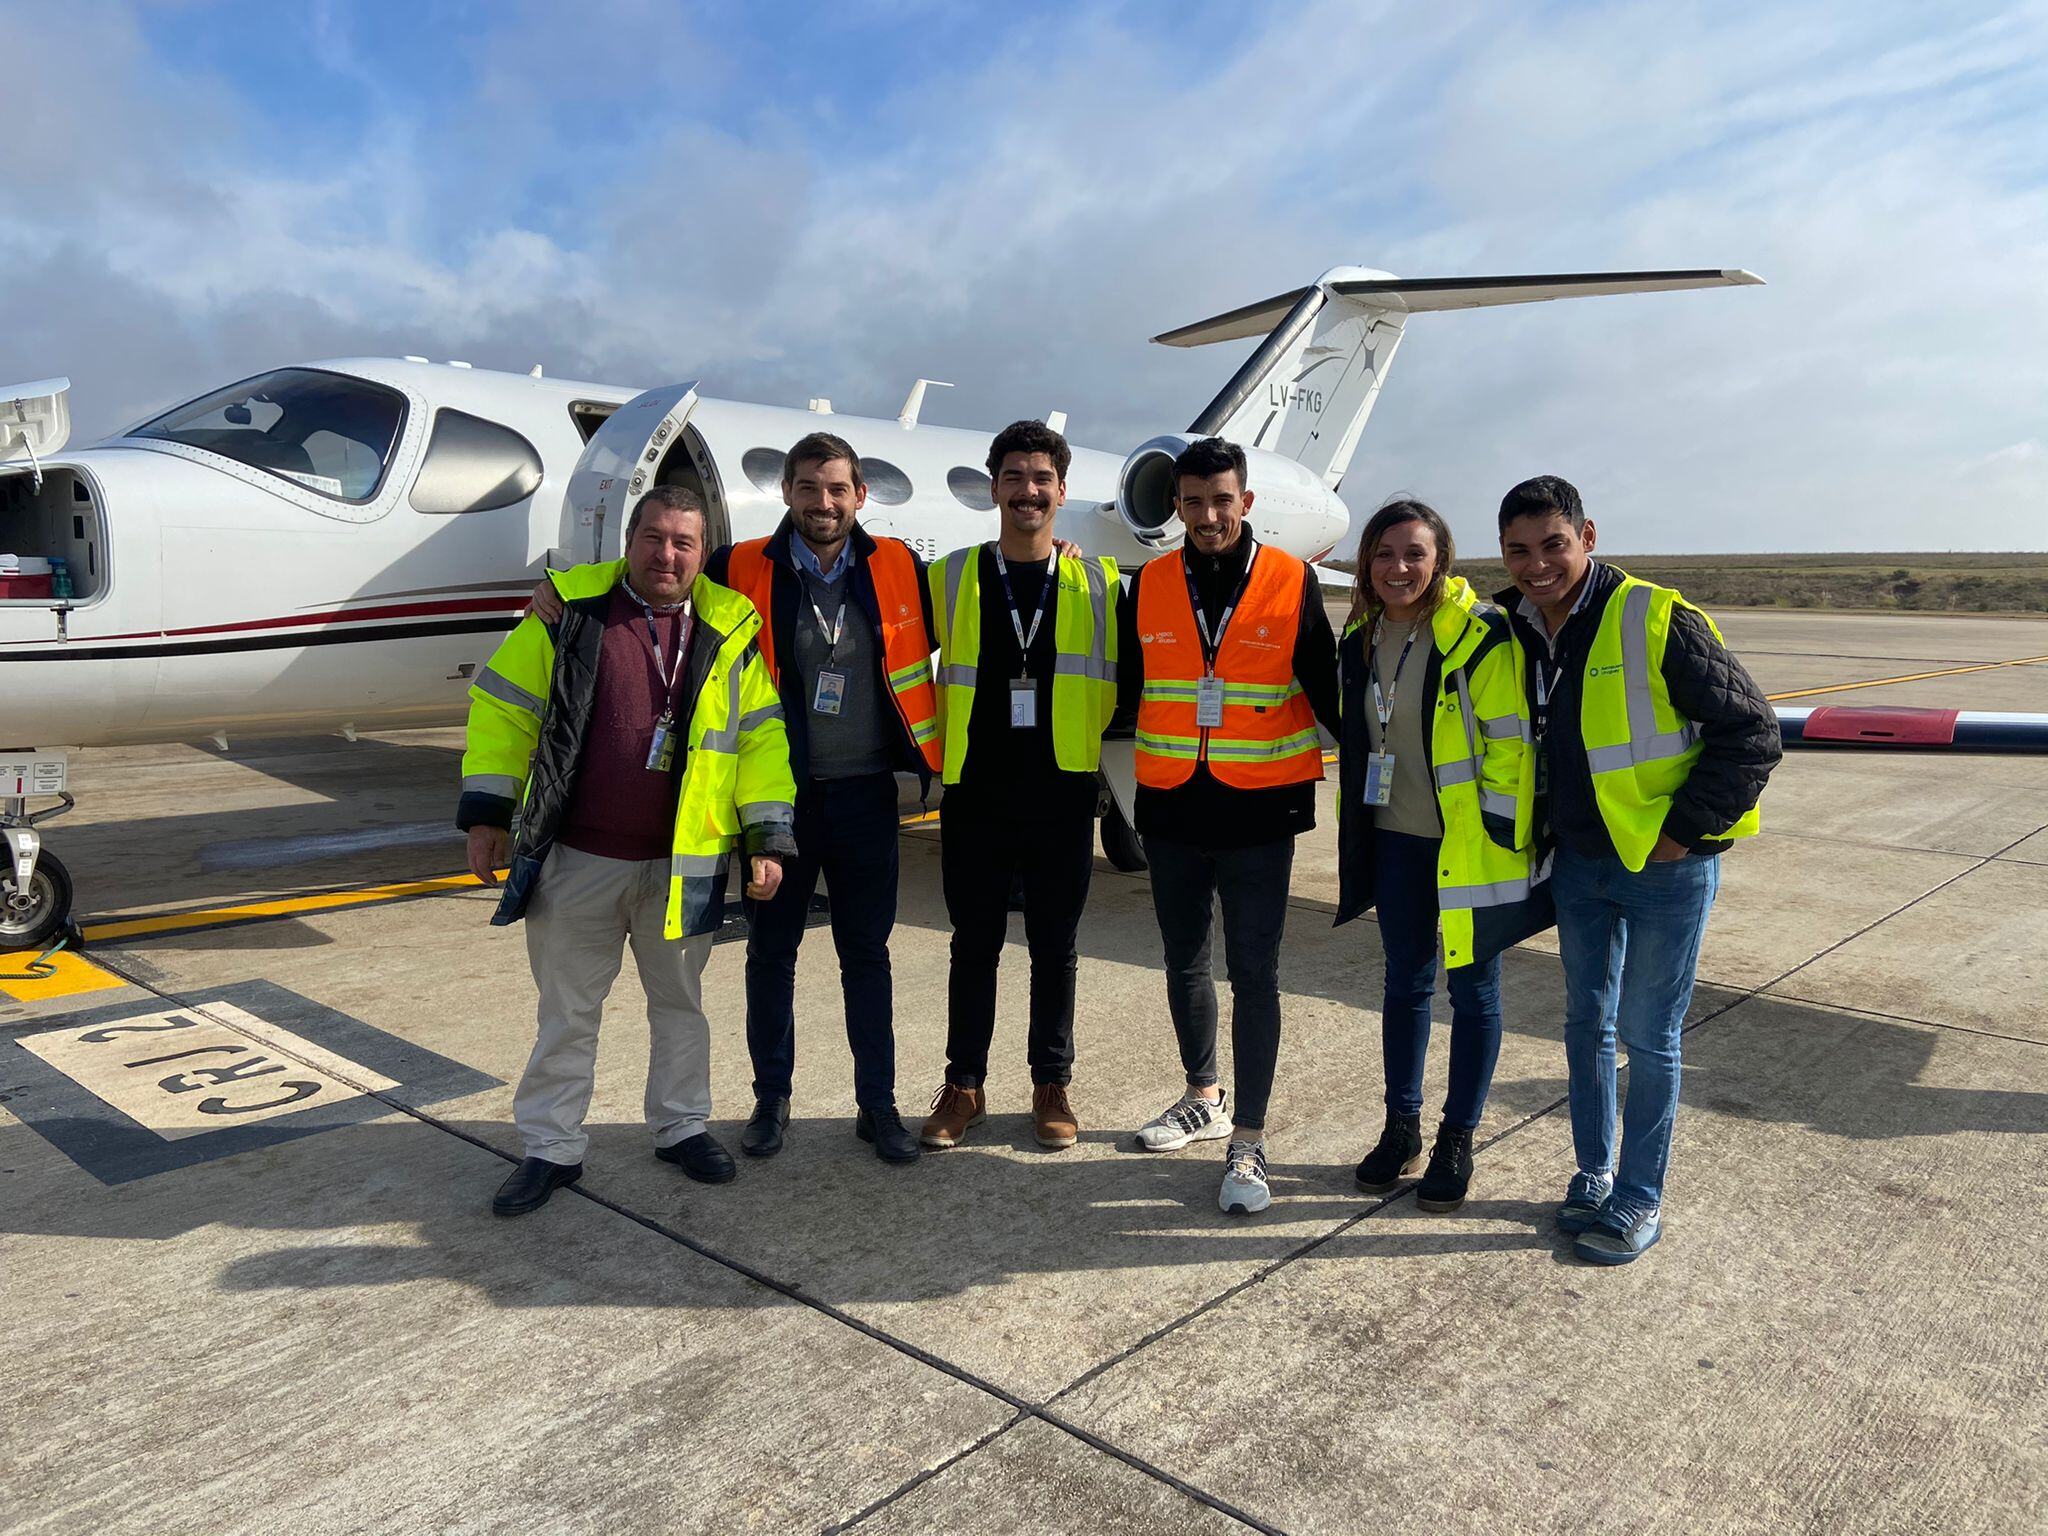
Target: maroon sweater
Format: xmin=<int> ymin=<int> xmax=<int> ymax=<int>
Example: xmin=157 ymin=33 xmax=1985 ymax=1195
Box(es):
xmin=558 ymin=587 xmax=691 ymax=862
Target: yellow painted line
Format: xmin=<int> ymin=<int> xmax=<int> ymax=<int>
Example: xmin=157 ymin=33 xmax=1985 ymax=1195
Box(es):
xmin=1767 ymin=653 xmax=2048 ymax=703
xmin=84 ymin=870 xmax=500 ymax=944
xmin=0 ymin=948 xmax=128 ymax=1003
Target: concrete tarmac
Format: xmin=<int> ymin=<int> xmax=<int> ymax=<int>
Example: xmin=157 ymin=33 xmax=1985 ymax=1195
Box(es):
xmin=3 ymin=609 xmax=2044 ymax=1534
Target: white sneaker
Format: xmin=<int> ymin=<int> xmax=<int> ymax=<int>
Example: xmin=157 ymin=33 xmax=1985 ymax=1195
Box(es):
xmin=1218 ymin=1139 xmax=1270 ymax=1216
xmin=1136 ymin=1089 xmax=1233 ymax=1151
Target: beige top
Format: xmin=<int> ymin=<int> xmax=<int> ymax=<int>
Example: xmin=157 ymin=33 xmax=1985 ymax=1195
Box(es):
xmin=1362 ymin=615 xmax=1443 ymax=839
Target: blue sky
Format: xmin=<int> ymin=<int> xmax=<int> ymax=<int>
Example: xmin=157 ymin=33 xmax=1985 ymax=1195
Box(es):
xmin=6 ymin=0 xmax=2046 ymax=552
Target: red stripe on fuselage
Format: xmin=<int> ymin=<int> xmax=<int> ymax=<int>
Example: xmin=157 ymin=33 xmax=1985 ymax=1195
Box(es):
xmin=87 ymin=594 xmax=530 ymax=643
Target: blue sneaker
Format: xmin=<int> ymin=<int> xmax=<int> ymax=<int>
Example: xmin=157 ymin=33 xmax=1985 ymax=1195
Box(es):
xmin=1574 ymin=1200 xmax=1662 ymax=1265
xmin=1556 ymin=1171 xmax=1613 ymax=1234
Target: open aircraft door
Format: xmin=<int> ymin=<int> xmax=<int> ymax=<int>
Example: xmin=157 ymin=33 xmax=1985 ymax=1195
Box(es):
xmin=555 ymin=381 xmax=702 ymax=565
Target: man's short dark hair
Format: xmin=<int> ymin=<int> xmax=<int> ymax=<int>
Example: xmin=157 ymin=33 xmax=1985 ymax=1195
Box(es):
xmin=1497 ymin=475 xmax=1585 ymax=534
xmin=627 ymin=484 xmax=705 ymax=539
xmin=986 ymin=419 xmax=1071 ymax=479
xmin=1173 ymin=436 xmax=1248 ymax=494
xmin=784 ymin=430 xmax=863 ymax=491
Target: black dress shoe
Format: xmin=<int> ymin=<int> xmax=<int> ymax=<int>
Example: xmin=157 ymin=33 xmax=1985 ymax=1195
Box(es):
xmin=739 ymin=1097 xmax=790 ymax=1158
xmin=656 ymin=1131 xmax=737 ymax=1184
xmin=492 ymin=1157 xmax=583 ymax=1216
xmin=856 ymin=1106 xmax=922 ymax=1163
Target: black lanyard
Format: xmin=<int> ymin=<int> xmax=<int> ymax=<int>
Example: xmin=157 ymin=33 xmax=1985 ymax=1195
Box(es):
xmin=1368 ymin=615 xmax=1420 ymax=729
xmin=626 ymin=582 xmax=691 ymax=699
xmin=1183 ymin=535 xmax=1259 ymax=676
xmin=992 ymin=545 xmax=1053 ymax=678
xmin=800 ymin=567 xmax=849 ymax=663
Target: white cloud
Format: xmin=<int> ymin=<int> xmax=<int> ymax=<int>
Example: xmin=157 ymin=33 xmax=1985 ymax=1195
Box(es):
xmin=2 ymin=0 xmax=2043 ymax=552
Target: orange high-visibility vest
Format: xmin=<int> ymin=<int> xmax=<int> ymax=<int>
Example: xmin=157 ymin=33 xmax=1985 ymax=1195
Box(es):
xmin=726 ymin=534 xmax=943 ymax=773
xmin=1134 ymin=542 xmax=1323 ymax=790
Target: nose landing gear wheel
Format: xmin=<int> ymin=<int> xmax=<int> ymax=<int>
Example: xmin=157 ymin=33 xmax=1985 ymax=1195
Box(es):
xmin=1100 ymin=801 xmax=1148 ymax=873
xmin=1 ymin=848 xmax=72 ymax=954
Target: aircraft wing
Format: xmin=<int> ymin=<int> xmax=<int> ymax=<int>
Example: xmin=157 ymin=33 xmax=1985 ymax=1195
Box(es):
xmin=1311 ymin=561 xmax=1355 ymax=594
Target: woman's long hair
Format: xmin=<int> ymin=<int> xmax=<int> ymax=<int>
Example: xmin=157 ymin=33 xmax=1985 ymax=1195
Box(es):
xmin=1347 ymin=498 xmax=1457 ymax=631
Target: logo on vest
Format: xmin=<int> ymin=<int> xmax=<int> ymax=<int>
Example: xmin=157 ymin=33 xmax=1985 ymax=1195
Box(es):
xmin=1143 ymin=630 xmax=1173 ymax=645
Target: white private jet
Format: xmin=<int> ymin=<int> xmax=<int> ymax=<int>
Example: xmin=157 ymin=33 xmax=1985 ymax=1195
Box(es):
xmin=1 ymin=266 xmax=1767 ymax=946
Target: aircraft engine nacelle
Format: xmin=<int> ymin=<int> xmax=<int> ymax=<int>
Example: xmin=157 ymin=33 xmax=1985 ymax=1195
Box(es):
xmin=1114 ymin=434 xmax=1342 ymax=555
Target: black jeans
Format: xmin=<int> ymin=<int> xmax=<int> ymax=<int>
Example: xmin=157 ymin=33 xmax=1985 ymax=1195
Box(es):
xmin=1142 ymin=833 xmax=1295 ymax=1133
xmin=744 ymin=771 xmax=900 ymax=1110
xmin=939 ymin=795 xmax=1095 ymax=1088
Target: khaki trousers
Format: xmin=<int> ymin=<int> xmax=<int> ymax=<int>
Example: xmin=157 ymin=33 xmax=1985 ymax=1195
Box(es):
xmin=516 ymin=844 xmax=717 ymax=1163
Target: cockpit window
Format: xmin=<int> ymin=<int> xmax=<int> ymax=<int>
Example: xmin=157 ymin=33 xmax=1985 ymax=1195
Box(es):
xmin=134 ymin=367 xmax=407 ymax=502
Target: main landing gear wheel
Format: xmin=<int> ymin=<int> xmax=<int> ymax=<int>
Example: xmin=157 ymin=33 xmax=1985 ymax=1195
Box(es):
xmin=1 ymin=846 xmax=72 ymax=953
xmin=1101 ymin=801 xmax=1148 ymax=873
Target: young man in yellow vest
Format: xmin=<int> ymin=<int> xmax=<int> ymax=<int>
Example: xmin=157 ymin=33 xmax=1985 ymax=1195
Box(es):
xmin=919 ymin=421 xmax=1120 ymax=1152
xmin=1122 ymin=437 xmax=1339 ymax=1216
xmin=528 ymin=433 xmax=942 ymax=1163
xmin=1498 ymin=475 xmax=1779 ymax=1263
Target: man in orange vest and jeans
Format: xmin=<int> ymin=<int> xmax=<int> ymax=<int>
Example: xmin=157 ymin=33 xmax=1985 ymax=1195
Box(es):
xmin=529 ymin=431 xmax=943 ymax=1163
xmin=1120 ymin=436 xmax=1339 ymax=1215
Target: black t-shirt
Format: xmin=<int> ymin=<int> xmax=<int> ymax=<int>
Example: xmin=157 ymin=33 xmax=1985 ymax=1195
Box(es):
xmin=950 ymin=545 xmax=1099 ymax=817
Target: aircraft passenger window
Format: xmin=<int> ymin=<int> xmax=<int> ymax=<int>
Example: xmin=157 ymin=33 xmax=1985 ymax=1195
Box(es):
xmin=134 ymin=367 xmax=406 ymax=502
xmin=861 ymin=456 xmax=913 ymax=506
xmin=946 ymin=466 xmax=994 ymax=511
xmin=410 ymin=410 xmax=545 ymax=514
xmin=741 ymin=447 xmax=786 ymax=493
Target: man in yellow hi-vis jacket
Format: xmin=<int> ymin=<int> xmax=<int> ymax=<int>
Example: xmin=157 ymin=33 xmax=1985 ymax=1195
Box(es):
xmin=458 ymin=486 xmax=796 ymax=1216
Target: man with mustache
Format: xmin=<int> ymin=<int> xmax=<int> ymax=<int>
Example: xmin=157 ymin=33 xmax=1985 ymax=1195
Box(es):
xmin=919 ymin=420 xmax=1121 ymax=1152
xmin=1118 ymin=436 xmax=1339 ymax=1216
xmin=462 ymin=486 xmax=795 ymax=1214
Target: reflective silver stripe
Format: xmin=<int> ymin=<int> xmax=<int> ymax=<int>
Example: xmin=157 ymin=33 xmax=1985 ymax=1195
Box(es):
xmin=475 ymin=666 xmax=544 ymax=716
xmin=943 ymin=552 xmax=970 ymax=643
xmin=1223 ymin=682 xmax=1301 ymax=702
xmin=697 ymin=660 xmax=748 ymax=754
xmin=1136 ymin=731 xmax=1200 ymax=757
xmin=462 ymin=773 xmax=521 ymax=797
xmin=671 ymin=852 xmax=725 ymax=879
xmin=937 ymin=663 xmax=977 ymax=688
xmin=736 ymin=703 xmax=783 ymax=731
xmin=909 ymin=719 xmax=940 ymax=743
xmin=1621 ymin=583 xmax=1658 ymax=750
xmin=1205 ymin=731 xmax=1323 ymax=760
xmin=1434 ymin=758 xmax=1479 ymax=788
xmin=1054 ymin=653 xmax=1117 ymax=682
xmin=1586 ymin=729 xmax=1698 ymax=775
xmin=1142 ymin=681 xmax=1202 ymax=700
xmin=1479 ymin=714 xmax=1523 ymax=740
xmin=889 ymin=659 xmax=933 ymax=689
xmin=1081 ymin=557 xmax=1110 ymax=652
xmin=1480 ymin=790 xmax=1516 ymax=820
xmin=1439 ymin=875 xmax=1532 ymax=910
xmin=739 ymin=800 xmax=795 ymax=827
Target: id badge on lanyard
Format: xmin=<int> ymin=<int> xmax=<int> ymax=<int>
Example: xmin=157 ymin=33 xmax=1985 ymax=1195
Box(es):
xmin=1195 ymin=675 xmax=1225 ymax=728
xmin=1364 ymin=617 xmax=1417 ymax=810
xmin=638 ymin=594 xmax=691 ymax=772
xmin=806 ymin=572 xmax=851 ymax=716
xmin=1010 ymin=678 xmax=1038 ymax=728
xmin=994 ymin=544 xmax=1051 ymax=730
xmin=1188 ymin=537 xmax=1255 ymax=732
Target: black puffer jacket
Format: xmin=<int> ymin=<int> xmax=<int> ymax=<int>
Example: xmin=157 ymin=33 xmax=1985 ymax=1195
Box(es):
xmin=1499 ymin=562 xmax=1780 ymax=858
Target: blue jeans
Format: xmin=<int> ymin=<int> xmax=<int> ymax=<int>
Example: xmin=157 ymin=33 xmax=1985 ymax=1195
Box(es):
xmin=1551 ymin=845 xmax=1720 ymax=1211
xmin=1373 ymin=828 xmax=1504 ymax=1131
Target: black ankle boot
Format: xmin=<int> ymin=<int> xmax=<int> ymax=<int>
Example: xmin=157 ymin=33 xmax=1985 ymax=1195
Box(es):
xmin=1415 ymin=1123 xmax=1474 ymax=1212
xmin=1354 ymin=1111 xmax=1424 ymax=1193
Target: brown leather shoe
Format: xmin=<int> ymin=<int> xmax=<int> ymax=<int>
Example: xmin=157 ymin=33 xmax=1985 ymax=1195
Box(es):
xmin=1033 ymin=1082 xmax=1078 ymax=1149
xmin=920 ymin=1082 xmax=986 ymax=1148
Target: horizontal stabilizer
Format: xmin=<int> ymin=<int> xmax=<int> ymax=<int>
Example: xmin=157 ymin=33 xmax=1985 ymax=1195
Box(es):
xmin=1155 ymin=269 xmax=1762 ymax=347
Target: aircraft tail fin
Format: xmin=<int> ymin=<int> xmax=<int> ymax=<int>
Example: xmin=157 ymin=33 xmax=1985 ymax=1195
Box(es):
xmin=1157 ymin=268 xmax=1761 ymax=490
